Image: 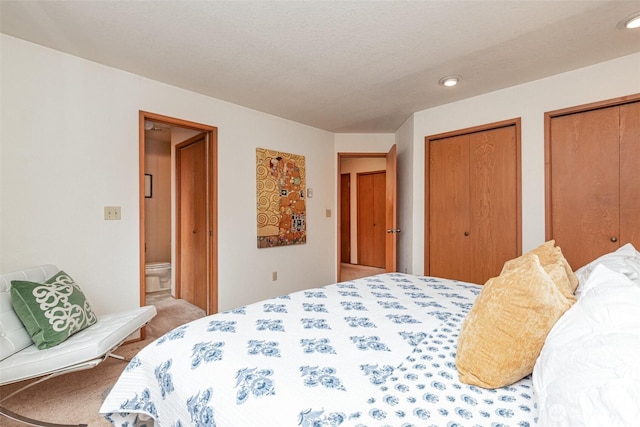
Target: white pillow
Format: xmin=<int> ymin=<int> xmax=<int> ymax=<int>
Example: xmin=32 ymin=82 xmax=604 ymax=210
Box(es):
xmin=533 ymin=264 xmax=640 ymax=426
xmin=574 ymin=243 xmax=640 ymax=297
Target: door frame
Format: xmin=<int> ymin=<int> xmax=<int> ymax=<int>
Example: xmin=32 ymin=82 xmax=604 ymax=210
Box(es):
xmin=139 ymin=111 xmax=218 ymax=315
xmin=337 ymin=146 xmax=397 ymax=281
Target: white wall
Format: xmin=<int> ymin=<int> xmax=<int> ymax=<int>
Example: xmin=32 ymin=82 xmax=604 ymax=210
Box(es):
xmin=410 ymin=53 xmax=640 ymax=275
xmin=335 ymin=133 xmax=395 ymax=153
xmin=2 ymin=35 xmax=638 ymax=309
xmin=0 ymin=35 xmax=336 ymax=314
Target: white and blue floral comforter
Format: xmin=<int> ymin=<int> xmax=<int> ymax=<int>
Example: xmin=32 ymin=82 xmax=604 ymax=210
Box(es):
xmin=101 ymin=273 xmax=537 ymax=426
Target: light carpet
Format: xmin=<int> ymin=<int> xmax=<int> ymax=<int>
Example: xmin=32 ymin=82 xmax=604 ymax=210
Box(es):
xmin=0 ymin=297 xmax=205 ymax=426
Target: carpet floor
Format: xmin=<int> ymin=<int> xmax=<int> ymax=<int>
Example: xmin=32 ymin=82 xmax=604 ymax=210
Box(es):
xmin=0 ymin=297 xmax=205 ymax=426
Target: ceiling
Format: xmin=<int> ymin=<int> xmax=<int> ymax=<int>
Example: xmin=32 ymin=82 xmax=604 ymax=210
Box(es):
xmin=1 ymin=1 xmax=639 ymax=133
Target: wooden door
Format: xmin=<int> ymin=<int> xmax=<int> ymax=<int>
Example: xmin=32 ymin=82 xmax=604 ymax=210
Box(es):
xmin=357 ymin=171 xmax=386 ymax=268
xmin=620 ymin=101 xmax=640 ymax=247
xmin=429 ymin=134 xmax=470 ymax=281
xmin=468 ymin=126 xmax=518 ymax=283
xmin=549 ymin=107 xmax=620 ymax=269
xmin=548 ymin=99 xmax=640 ymax=269
xmin=177 ymin=134 xmax=208 ymax=310
xmin=384 ymin=144 xmax=398 ymax=272
xmin=427 ymin=121 xmax=520 ymax=284
xmin=340 ymin=173 xmax=351 ymax=263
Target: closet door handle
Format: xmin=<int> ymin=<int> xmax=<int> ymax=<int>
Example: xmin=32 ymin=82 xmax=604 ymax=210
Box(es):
xmin=610 ymin=237 xmax=617 ymax=242
xmin=464 ymin=232 xmax=469 ymax=236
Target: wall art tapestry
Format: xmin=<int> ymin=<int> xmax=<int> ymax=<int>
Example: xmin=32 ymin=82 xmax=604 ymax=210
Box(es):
xmin=256 ymin=148 xmax=306 ymax=248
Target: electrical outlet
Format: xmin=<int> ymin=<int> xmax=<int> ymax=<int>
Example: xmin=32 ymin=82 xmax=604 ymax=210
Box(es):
xmin=272 ymin=271 xmax=278 ymax=281
xmin=104 ymin=206 xmax=121 ymax=220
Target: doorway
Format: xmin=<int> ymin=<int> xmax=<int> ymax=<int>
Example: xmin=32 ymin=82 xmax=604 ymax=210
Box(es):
xmin=139 ymin=111 xmax=218 ymax=315
xmin=337 ymin=145 xmax=397 ymax=282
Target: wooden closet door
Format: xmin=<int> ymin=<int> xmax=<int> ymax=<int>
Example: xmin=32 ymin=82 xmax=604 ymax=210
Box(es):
xmin=429 ymin=135 xmax=471 ymax=281
xmin=428 ymin=122 xmax=519 ymax=285
xmin=468 ymin=126 xmax=518 ymax=284
xmin=550 ymin=106 xmax=620 ymax=269
xmin=620 ymin=102 xmax=640 ymax=247
xmin=357 ymin=172 xmax=386 ymax=268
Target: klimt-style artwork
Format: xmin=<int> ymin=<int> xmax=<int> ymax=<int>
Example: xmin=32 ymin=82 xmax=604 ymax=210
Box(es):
xmin=256 ymin=148 xmax=306 ymax=248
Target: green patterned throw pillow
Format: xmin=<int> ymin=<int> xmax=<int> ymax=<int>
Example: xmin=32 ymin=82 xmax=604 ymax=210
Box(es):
xmin=11 ymin=271 xmax=97 ymax=349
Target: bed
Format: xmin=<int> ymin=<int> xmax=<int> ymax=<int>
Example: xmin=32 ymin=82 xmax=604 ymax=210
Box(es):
xmin=100 ymin=243 xmax=640 ymax=427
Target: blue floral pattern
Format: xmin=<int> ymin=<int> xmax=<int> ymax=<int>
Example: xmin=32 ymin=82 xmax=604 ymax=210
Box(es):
xmin=118 ymin=388 xmax=157 ymax=418
xmin=125 ymin=356 xmax=141 ymax=372
xmin=156 ymin=325 xmax=188 ymax=345
xmin=191 ymin=341 xmax=225 ymax=368
xmin=300 ymin=338 xmax=336 ymax=354
xmin=300 ymin=317 xmax=331 ymax=329
xmin=154 ymin=359 xmax=174 ymax=399
xmin=344 ymin=316 xmax=376 ymax=328
xmin=207 ymin=320 xmax=236 ymax=333
xmin=340 ymin=301 xmax=367 ymax=311
xmin=304 ymin=291 xmax=326 ymax=298
xmin=235 ymin=367 xmax=275 ymax=404
xmin=263 ymin=303 xmax=287 ymax=313
xmin=256 ymin=318 xmax=285 ymax=331
xmin=298 ymin=408 xmax=354 ymax=426
xmin=300 ymin=365 xmax=346 ymax=391
xmin=101 ymin=273 xmax=537 ymax=427
xmin=303 ymin=303 xmax=328 ymax=313
xmin=350 ymin=335 xmax=391 ymax=351
xmin=247 ymin=339 xmax=281 ymax=357
xmin=186 ymin=388 xmax=215 ymax=427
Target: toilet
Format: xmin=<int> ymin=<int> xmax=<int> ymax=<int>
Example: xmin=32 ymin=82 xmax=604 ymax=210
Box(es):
xmin=145 ymin=262 xmax=171 ymax=293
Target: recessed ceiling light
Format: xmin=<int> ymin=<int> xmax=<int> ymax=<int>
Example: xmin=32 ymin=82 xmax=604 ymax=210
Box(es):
xmin=438 ymin=76 xmax=461 ymax=87
xmin=626 ymin=14 xmax=640 ymax=29
xmin=619 ymin=11 xmax=640 ymax=29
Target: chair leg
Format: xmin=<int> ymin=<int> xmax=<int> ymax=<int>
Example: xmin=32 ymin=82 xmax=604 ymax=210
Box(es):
xmin=106 ymin=352 xmax=130 ymax=362
xmin=0 ymin=406 xmax=87 ymax=427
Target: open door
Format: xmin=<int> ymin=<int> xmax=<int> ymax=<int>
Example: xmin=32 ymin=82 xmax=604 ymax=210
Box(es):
xmin=176 ymin=133 xmax=209 ymax=311
xmin=385 ymin=144 xmax=398 ymax=272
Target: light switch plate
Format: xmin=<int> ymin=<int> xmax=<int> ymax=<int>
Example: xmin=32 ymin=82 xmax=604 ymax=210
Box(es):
xmin=104 ymin=206 xmax=121 ymax=220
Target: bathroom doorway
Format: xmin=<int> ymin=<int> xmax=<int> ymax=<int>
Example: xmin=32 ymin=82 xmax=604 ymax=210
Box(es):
xmin=139 ymin=111 xmax=218 ymax=315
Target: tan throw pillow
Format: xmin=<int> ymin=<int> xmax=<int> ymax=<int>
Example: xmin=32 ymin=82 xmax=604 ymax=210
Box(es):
xmin=544 ymin=261 xmax=577 ymax=302
xmin=548 ymin=245 xmax=579 ymax=293
xmin=502 ymin=240 xmax=579 ymax=295
xmin=456 ymin=254 xmax=575 ymax=388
